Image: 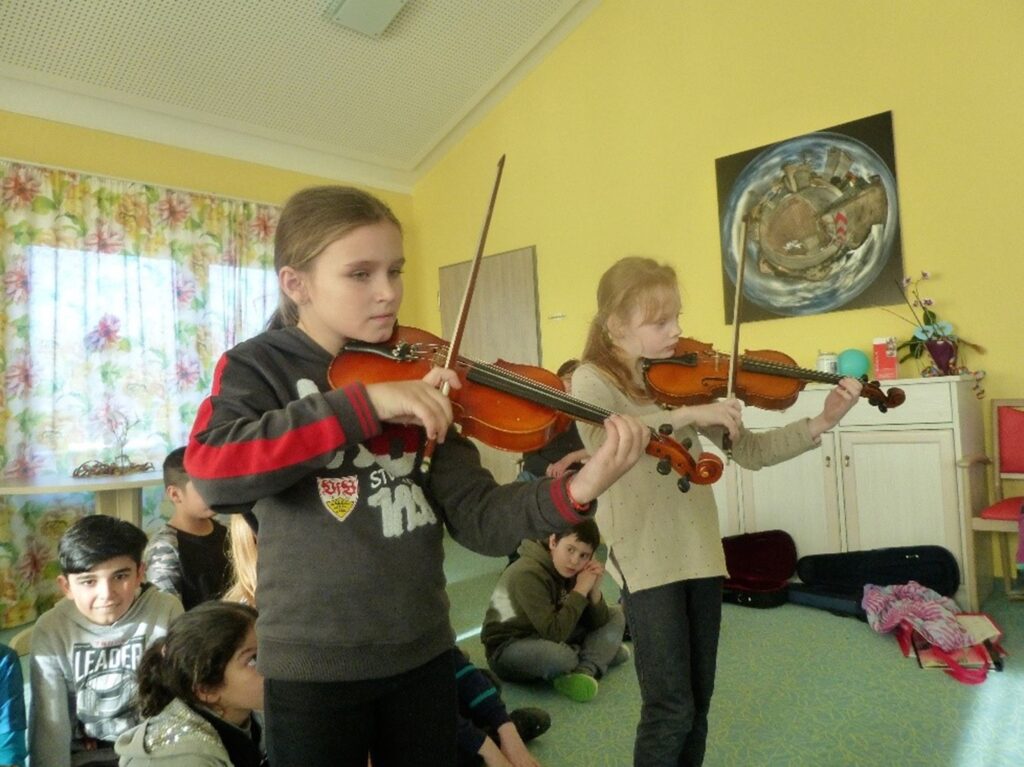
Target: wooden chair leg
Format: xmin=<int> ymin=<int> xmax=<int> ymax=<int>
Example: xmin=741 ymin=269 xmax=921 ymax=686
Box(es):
xmin=999 ymin=532 xmax=1015 ymax=594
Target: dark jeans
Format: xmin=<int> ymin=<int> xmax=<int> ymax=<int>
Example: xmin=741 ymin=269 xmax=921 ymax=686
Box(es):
xmin=621 ymin=576 xmax=723 ymax=767
xmin=264 ymin=650 xmax=457 ymax=767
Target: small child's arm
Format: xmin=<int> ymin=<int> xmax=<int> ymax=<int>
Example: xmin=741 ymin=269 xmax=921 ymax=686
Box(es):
xmin=143 ymin=531 xmax=183 ymax=599
xmin=0 ymin=647 xmax=27 ymax=767
xmin=29 ymin=629 xmax=74 ymax=767
xmin=545 ymin=448 xmax=590 ymax=478
xmin=496 ymin=721 xmax=541 ymax=767
xmin=478 ymin=735 xmax=514 ymax=766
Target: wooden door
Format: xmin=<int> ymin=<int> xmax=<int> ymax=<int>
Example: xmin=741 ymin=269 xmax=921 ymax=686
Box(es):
xmin=439 ymin=246 xmax=540 ymax=483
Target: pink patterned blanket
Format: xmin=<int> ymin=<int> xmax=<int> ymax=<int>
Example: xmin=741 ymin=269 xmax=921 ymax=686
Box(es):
xmin=861 ymin=581 xmax=972 ymax=651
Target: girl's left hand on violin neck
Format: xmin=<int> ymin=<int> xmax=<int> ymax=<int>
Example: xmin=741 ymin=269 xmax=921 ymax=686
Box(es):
xmin=566 ymin=414 xmax=650 ymax=506
xmin=809 ymin=377 xmax=863 ymax=439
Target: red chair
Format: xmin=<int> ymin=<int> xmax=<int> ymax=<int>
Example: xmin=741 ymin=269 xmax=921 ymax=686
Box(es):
xmin=974 ymin=399 xmax=1024 ymax=594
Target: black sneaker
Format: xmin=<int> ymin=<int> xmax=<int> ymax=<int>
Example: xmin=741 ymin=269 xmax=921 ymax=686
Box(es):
xmin=508 ymin=707 xmax=551 ymax=742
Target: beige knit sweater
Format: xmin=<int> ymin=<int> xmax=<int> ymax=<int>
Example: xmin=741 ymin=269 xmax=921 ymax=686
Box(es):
xmin=573 ymin=363 xmax=819 ymax=593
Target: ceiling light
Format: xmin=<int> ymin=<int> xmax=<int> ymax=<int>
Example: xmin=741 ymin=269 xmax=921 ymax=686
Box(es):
xmin=325 ymin=0 xmax=409 ymax=38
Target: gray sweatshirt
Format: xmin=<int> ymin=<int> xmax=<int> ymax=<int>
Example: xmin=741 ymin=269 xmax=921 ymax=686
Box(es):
xmin=185 ymin=327 xmax=591 ymax=683
xmin=29 ymin=584 xmax=183 ymax=767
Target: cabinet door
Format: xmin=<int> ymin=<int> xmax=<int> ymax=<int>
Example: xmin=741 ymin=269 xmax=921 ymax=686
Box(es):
xmin=706 ymin=443 xmax=741 ymax=537
xmin=841 ymin=430 xmax=961 ymax=565
xmin=739 ymin=432 xmax=842 ymax=556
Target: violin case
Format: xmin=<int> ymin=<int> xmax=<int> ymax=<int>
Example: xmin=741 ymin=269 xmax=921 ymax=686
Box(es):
xmin=722 ymin=530 xmax=797 ymax=608
xmin=788 ymin=545 xmax=961 ymax=620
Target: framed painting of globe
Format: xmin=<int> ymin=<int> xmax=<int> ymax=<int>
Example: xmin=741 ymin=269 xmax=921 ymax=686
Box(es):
xmin=715 ymin=111 xmax=904 ymax=322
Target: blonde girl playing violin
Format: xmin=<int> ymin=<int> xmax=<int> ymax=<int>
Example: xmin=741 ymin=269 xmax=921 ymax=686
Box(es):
xmin=184 ymin=186 xmax=649 ymax=767
xmin=573 ymin=257 xmax=862 ymax=767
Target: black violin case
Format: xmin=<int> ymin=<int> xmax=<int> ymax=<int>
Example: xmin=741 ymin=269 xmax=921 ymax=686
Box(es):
xmin=722 ymin=530 xmax=797 ymax=608
xmin=788 ymin=545 xmax=961 ymax=620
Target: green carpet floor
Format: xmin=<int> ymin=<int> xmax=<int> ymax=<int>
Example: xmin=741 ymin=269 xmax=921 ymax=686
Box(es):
xmin=447 ymin=540 xmax=1024 ymax=767
xmin=8 ymin=538 xmax=1022 ymax=766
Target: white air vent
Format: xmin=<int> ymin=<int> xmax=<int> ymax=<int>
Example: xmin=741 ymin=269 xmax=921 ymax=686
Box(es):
xmin=326 ymin=0 xmax=409 ymax=37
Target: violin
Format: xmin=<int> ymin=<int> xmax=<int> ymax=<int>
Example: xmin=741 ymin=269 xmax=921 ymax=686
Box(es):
xmin=328 ymin=326 xmax=724 ymax=492
xmin=641 ymin=337 xmax=906 ymax=413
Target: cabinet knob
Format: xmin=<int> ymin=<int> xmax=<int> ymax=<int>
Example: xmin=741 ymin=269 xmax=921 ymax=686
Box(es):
xmin=844 ymin=455 xmax=851 ymax=467
xmin=824 ymin=455 xmax=831 ymax=468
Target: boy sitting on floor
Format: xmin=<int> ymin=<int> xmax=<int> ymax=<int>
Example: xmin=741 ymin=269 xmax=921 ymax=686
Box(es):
xmin=144 ymin=446 xmax=230 ymax=609
xmin=481 ymin=519 xmax=628 ymax=703
xmin=29 ymin=514 xmax=183 ymax=767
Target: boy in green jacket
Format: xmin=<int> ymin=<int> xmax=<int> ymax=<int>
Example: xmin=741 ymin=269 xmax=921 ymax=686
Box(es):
xmin=481 ymin=519 xmax=628 ymax=702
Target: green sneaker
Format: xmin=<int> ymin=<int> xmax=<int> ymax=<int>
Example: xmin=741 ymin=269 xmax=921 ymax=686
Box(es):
xmin=553 ymin=672 xmax=599 ymax=702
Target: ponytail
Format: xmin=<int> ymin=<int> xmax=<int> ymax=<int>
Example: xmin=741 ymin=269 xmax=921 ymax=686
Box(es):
xmin=134 ymin=602 xmax=259 ymax=717
xmin=135 ymin=638 xmax=175 ymax=717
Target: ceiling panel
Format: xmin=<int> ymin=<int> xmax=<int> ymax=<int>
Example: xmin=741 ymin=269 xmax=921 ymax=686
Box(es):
xmin=0 ymin=0 xmax=598 ymax=189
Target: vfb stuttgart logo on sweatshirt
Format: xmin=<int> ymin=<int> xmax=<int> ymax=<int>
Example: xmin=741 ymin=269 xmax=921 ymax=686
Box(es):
xmin=317 ymin=476 xmax=359 ymax=522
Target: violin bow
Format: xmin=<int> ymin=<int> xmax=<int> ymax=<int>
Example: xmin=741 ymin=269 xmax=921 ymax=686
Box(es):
xmin=420 ymin=154 xmax=506 ymax=475
xmin=723 ymin=213 xmax=751 ymax=458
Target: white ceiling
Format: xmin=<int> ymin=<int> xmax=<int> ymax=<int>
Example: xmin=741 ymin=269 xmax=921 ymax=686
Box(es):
xmin=0 ymin=0 xmax=599 ymax=192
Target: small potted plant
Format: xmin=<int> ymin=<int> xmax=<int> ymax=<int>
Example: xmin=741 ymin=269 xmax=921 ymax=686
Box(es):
xmin=887 ymin=271 xmax=985 ymax=378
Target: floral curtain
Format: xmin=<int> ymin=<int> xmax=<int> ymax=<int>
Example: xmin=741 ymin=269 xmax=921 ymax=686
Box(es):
xmin=0 ymin=161 xmax=279 ymax=627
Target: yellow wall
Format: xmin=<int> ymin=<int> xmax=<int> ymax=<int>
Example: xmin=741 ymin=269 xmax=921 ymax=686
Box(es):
xmin=3 ymin=1 xmax=1023 ymax=499
xmin=411 ymin=0 xmax=1024 ymax=415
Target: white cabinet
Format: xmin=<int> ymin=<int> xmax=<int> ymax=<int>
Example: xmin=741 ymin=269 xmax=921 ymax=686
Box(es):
xmin=727 ymin=376 xmax=986 ymax=609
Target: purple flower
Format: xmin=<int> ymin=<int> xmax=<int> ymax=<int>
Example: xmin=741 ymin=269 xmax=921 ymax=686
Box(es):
xmin=4 ymin=359 xmax=33 ymax=397
xmin=175 ymin=356 xmax=200 ymax=387
xmin=3 ymin=262 xmax=29 ymax=303
xmin=84 ymin=314 xmax=122 ymax=352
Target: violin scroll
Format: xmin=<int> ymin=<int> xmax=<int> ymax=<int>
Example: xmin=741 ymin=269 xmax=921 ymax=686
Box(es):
xmin=646 ymin=434 xmax=724 ymax=494
xmin=860 ymin=379 xmax=906 ymax=413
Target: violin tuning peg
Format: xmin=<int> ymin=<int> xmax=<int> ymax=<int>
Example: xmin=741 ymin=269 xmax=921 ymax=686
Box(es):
xmin=656 ymin=459 xmax=671 ymax=476
xmin=681 ymin=438 xmax=692 ymax=450
xmin=677 ymin=476 xmax=691 ymax=493
xmin=659 ymin=423 xmax=673 ymax=435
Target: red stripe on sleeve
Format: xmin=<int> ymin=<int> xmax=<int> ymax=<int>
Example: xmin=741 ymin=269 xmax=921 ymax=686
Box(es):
xmin=345 ymin=383 xmax=376 ymax=435
xmin=550 ymin=476 xmax=585 ymax=525
xmin=187 ymin=417 xmax=346 ymax=480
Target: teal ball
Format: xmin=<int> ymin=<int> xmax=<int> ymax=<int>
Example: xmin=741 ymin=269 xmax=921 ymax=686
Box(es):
xmin=837 ymin=349 xmax=870 ymax=378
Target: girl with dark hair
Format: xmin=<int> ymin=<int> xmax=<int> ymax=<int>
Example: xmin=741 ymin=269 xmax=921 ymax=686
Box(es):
xmin=115 ymin=601 xmax=265 ymax=766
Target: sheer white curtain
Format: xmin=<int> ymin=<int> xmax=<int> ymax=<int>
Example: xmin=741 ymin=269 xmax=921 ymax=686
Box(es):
xmin=0 ymin=160 xmax=279 ymax=626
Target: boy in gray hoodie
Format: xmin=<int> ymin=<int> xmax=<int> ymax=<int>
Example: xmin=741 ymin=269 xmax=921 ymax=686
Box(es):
xmin=29 ymin=514 xmax=183 ymax=767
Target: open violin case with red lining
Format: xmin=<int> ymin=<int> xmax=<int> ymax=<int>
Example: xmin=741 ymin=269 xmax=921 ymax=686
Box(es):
xmin=722 ymin=529 xmax=797 ymax=608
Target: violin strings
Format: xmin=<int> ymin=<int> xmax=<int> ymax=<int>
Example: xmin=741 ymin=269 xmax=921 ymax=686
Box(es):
xmin=401 ymin=342 xmax=690 ymax=447
xmin=695 ymin=351 xmax=840 ymax=384
xmin=403 ymin=342 xmax=611 ymax=421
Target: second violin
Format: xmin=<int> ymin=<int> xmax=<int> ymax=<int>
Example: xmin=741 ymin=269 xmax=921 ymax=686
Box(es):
xmin=642 ymin=337 xmax=905 ymax=413
xmin=329 ymin=326 xmax=724 ymax=492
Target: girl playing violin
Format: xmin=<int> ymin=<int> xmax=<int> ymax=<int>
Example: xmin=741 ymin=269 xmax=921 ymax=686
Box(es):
xmin=184 ymin=186 xmax=649 ymax=767
xmin=572 ymin=256 xmax=862 ymax=767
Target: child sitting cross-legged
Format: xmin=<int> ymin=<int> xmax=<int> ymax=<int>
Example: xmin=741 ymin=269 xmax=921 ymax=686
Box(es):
xmin=481 ymin=519 xmax=628 ymax=703
xmin=115 ymin=601 xmax=266 ymax=766
xmin=29 ymin=514 xmax=183 ymax=767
